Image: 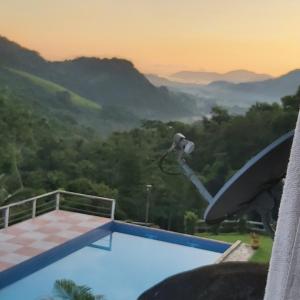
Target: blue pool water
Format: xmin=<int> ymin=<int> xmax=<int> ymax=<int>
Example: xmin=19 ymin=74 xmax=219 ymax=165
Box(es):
xmin=0 ymin=229 xmax=223 ymax=300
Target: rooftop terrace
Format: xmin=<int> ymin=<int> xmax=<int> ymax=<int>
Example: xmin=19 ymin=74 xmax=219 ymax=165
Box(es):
xmin=0 ymin=190 xmax=115 ymax=272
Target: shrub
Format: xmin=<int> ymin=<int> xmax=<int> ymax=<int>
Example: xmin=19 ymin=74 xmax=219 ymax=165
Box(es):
xmin=184 ymin=211 xmax=199 ymax=235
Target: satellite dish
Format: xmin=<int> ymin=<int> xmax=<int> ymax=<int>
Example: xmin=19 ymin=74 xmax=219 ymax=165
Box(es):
xmin=162 ymin=131 xmax=294 ymax=238
xmin=204 ymin=131 xmax=294 ymax=227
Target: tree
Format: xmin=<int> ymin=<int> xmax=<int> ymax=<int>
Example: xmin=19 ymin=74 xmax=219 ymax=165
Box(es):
xmin=45 ymin=279 xmax=103 ymax=300
xmin=1 ymin=86 xmax=299 ymax=232
xmin=211 ymin=106 xmax=231 ymax=124
xmin=281 ymin=87 xmax=300 ymax=111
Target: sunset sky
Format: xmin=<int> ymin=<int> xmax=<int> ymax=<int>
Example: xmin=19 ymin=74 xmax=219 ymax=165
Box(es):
xmin=1 ymin=0 xmax=300 ymax=76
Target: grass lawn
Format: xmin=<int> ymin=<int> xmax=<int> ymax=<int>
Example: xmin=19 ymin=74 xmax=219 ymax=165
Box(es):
xmin=198 ymin=232 xmax=273 ymax=263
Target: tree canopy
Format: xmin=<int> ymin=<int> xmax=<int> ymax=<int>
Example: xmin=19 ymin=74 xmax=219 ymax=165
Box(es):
xmin=0 ymin=88 xmax=298 ymax=232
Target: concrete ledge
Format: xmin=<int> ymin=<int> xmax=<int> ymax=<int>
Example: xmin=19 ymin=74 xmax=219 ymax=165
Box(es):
xmin=216 ymin=240 xmax=242 ymax=263
xmin=216 ymin=240 xmax=255 ymax=263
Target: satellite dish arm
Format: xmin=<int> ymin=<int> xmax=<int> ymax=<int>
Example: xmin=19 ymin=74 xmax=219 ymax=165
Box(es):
xmin=166 ymin=133 xmax=213 ymax=204
xmin=177 ymin=157 xmax=213 ymax=204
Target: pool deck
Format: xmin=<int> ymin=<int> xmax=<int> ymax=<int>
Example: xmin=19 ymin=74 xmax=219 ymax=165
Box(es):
xmin=217 ymin=240 xmax=254 ymax=263
xmin=0 ymin=210 xmax=110 ymax=272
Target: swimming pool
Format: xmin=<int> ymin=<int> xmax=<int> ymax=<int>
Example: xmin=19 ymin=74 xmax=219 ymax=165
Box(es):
xmin=0 ymin=222 xmax=230 ymax=300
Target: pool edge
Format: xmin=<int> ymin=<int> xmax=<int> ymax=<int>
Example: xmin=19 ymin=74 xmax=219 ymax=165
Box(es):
xmin=0 ymin=220 xmax=231 ymax=290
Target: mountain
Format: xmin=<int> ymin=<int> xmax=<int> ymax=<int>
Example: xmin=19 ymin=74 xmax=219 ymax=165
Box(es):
xmin=49 ymin=57 xmax=197 ymax=119
xmin=0 ymin=37 xmax=47 ymax=73
xmin=0 ymin=36 xmax=198 ymax=126
xmin=146 ymin=73 xmax=206 ymax=94
xmin=170 ymin=69 xmax=272 ymax=84
xmin=146 ymin=73 xmax=211 ymax=101
xmin=2 ymin=35 xmax=298 ymax=125
xmin=0 ymin=66 xmax=140 ymax=135
xmin=9 ymin=68 xmax=101 ymax=110
xmin=232 ymin=69 xmax=300 ymax=97
xmin=148 ymin=70 xmax=300 ymax=114
xmin=146 ymin=73 xmax=183 ymax=87
xmin=203 ymin=70 xmax=300 ymax=106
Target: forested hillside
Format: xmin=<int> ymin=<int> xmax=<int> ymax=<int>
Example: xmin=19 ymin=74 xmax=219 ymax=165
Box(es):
xmin=0 ymin=36 xmax=199 ymax=128
xmin=0 ymin=67 xmax=139 ymax=135
xmin=1 ymin=86 xmax=299 ymax=232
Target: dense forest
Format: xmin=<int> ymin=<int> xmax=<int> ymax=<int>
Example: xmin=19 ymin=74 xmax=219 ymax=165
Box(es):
xmin=0 ymin=87 xmax=299 ymax=231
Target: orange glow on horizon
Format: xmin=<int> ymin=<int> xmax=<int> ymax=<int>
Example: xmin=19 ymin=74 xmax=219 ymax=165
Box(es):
xmin=1 ymin=0 xmax=300 ymax=76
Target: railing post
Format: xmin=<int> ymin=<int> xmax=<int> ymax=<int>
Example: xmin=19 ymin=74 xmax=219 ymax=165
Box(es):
xmin=32 ymin=198 xmax=37 ymax=218
xmin=4 ymin=207 xmax=10 ymax=228
xmin=55 ymin=192 xmax=60 ymax=210
xmin=111 ymin=199 xmax=116 ymax=220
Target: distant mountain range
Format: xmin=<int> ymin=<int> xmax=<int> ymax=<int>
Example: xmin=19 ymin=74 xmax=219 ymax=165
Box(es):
xmin=170 ymin=70 xmax=272 ymax=84
xmin=1 ymin=35 xmax=299 ymax=129
xmin=147 ymin=70 xmax=300 ymax=113
xmin=0 ymin=36 xmax=200 ymax=134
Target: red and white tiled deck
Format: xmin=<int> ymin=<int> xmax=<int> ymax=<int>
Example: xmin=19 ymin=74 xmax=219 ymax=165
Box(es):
xmin=0 ymin=210 xmax=110 ymax=272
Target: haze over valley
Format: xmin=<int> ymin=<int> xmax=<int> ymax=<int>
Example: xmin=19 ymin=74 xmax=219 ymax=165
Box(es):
xmin=147 ymin=69 xmax=300 ymax=114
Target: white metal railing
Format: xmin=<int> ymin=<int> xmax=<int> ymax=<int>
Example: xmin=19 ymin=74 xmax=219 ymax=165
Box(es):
xmin=0 ymin=190 xmax=116 ymax=229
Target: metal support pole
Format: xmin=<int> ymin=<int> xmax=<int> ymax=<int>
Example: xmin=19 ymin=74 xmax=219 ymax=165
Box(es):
xmin=145 ymin=184 xmax=152 ymax=223
xmin=250 ymin=190 xmax=276 ymax=239
xmin=55 ymin=192 xmax=60 ymax=210
xmin=111 ymin=199 xmax=116 ymax=220
xmin=4 ymin=207 xmax=9 ymax=228
xmin=32 ymin=198 xmax=37 ymax=218
xmin=178 ymin=158 xmax=213 ymax=204
xmin=145 ymin=198 xmax=150 ymax=223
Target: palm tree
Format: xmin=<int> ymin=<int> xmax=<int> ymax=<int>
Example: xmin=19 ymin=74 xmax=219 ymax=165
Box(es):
xmin=44 ymin=279 xmax=104 ymax=300
xmin=0 ymin=173 xmax=24 ymax=205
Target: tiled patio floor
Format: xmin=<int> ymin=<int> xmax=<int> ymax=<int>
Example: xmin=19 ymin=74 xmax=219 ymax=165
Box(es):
xmin=0 ymin=210 xmax=110 ymax=272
